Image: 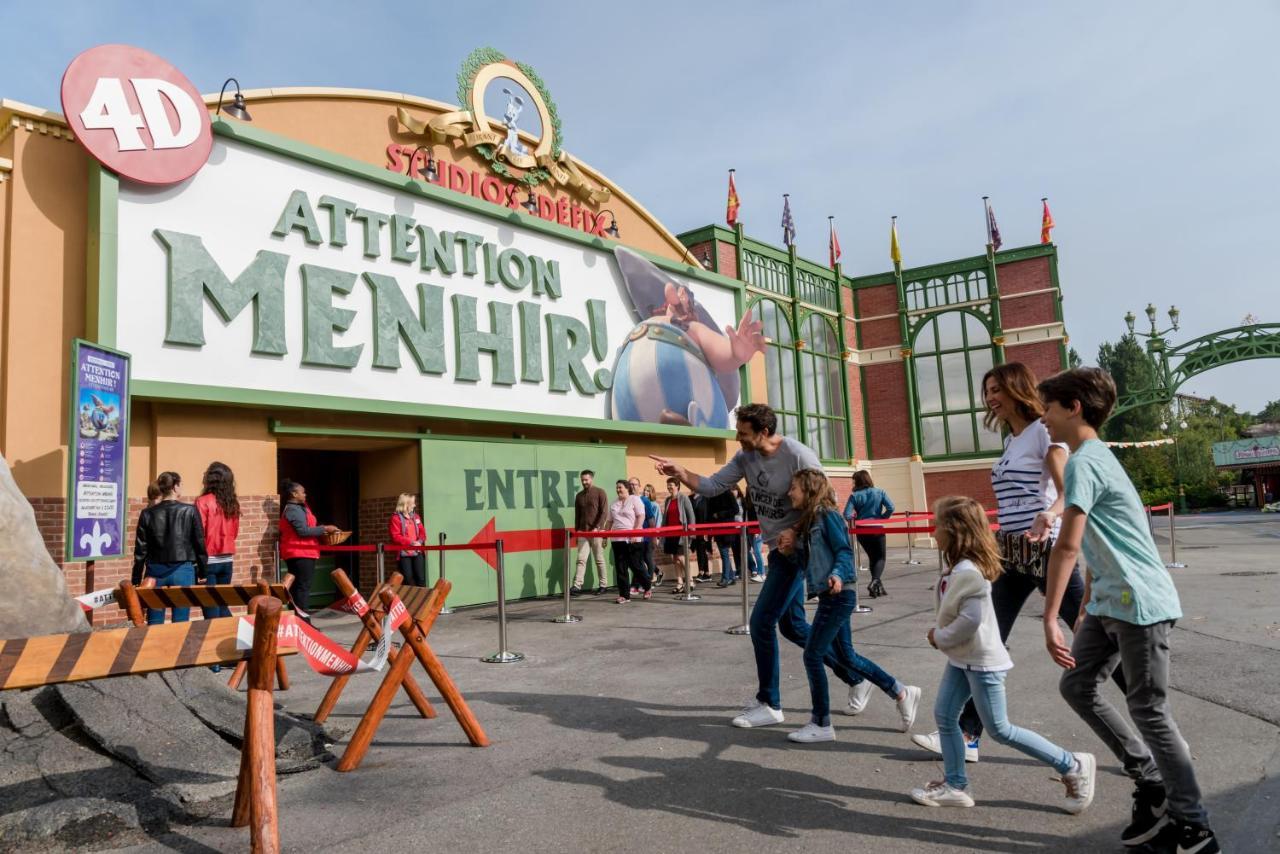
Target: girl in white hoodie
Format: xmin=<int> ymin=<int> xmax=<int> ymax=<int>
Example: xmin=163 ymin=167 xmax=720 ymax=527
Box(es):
xmin=910 ymin=496 xmax=1096 ymax=814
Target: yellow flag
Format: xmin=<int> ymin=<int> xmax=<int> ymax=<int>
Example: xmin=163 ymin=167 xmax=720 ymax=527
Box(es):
xmin=890 ymin=219 xmax=902 ymax=266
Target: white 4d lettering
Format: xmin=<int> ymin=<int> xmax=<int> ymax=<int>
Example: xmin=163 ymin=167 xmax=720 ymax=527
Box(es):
xmin=78 ymin=77 xmax=202 ymax=152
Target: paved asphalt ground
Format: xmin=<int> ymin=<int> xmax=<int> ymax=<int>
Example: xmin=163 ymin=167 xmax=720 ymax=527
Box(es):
xmin=128 ymin=512 xmax=1279 ymax=853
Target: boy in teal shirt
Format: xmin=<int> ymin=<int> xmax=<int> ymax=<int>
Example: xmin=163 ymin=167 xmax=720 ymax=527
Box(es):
xmin=1037 ymin=368 xmax=1216 ymax=854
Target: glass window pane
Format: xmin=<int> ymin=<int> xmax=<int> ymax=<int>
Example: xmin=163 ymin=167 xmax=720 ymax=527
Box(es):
xmin=914 ymin=319 xmax=937 ymax=354
xmin=964 ymin=313 xmax=989 ymax=345
xmin=968 ymin=348 xmax=994 ymax=408
xmin=978 ymin=422 xmax=1004 ymax=451
xmin=935 ymin=312 xmax=964 ymax=350
xmin=827 ymin=419 xmax=848 ymax=460
xmin=765 ymin=345 xmax=783 ymax=410
xmin=941 ymin=352 xmax=970 ymax=410
xmin=780 ymin=348 xmax=797 ymax=410
xmin=922 ymin=417 xmax=947 ymax=456
xmin=826 ymin=360 xmax=846 ymax=416
xmin=948 ymin=413 xmax=977 ymax=453
xmin=916 ymin=358 xmax=942 ymax=412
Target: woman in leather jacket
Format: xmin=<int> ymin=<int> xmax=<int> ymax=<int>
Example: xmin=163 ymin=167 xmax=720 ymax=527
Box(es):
xmin=132 ymin=471 xmax=208 ymax=624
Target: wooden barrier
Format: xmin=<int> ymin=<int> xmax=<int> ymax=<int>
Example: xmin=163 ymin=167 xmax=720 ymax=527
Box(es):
xmin=313 ymin=570 xmax=436 ymax=724
xmin=336 ymin=579 xmax=489 ymax=772
xmin=116 ymin=579 xmax=292 ymax=691
xmin=0 ymin=597 xmax=287 ymax=852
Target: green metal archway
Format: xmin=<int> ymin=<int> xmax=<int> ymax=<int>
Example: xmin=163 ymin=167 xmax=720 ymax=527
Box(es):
xmin=1113 ymin=323 xmax=1280 ymax=417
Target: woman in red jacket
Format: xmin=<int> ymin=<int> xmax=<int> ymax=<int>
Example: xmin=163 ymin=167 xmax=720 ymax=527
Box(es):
xmin=196 ymin=462 xmax=240 ymax=620
xmin=389 ymin=493 xmax=426 ymax=586
xmin=279 ymin=479 xmax=338 ymax=623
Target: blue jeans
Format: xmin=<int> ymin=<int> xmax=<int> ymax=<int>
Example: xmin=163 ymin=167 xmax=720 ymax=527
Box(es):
xmin=201 ymin=558 xmax=233 ymax=619
xmin=145 ymin=561 xmax=196 ymax=625
xmin=803 ymin=589 xmax=904 ymax=725
xmin=749 ymin=550 xmax=863 ymax=709
xmin=717 ymin=544 xmax=737 ymax=582
xmin=748 ymin=535 xmax=764 ymax=576
xmin=936 ymin=663 xmax=1075 ymax=790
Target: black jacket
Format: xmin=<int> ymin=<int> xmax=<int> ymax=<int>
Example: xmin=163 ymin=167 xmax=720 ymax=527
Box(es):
xmin=132 ymin=500 xmax=208 ymax=582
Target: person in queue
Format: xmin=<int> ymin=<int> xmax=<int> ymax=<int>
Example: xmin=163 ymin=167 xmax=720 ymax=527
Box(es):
xmin=571 ymin=470 xmax=609 ymax=596
xmin=606 ymin=479 xmax=649 ymax=602
xmin=651 ymin=403 xmax=887 ymax=728
xmin=389 ymin=492 xmax=427 ymax=586
xmin=707 ymin=485 xmax=744 ymax=587
xmin=843 ymin=470 xmax=895 ymax=598
xmin=131 ymin=481 xmax=164 ymax=585
xmin=744 ymin=488 xmax=765 ymax=581
xmin=912 ymin=361 xmax=1123 ymax=763
xmin=630 ymin=478 xmax=660 ymax=586
xmin=661 ymin=477 xmax=695 ymax=594
xmin=642 ymin=483 xmax=663 ymax=585
xmin=278 ymin=479 xmax=338 ymax=623
xmin=196 ymin=462 xmax=240 ymax=619
xmin=787 ymin=469 xmax=920 ymax=744
xmin=131 ymin=471 xmax=207 ymax=625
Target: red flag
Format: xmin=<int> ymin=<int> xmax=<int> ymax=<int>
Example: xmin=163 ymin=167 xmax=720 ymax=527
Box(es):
xmin=1041 ymin=198 xmax=1055 ymax=244
xmin=726 ymin=170 xmax=740 ymax=227
xmin=828 ymin=217 xmax=842 ymax=267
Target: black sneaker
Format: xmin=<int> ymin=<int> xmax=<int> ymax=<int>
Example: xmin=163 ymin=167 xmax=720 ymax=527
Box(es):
xmin=569 ymin=585 xmax=583 ymax=597
xmin=1174 ymin=822 xmax=1218 ymax=854
xmin=1122 ymin=784 xmax=1169 ymax=847
xmin=594 ymin=586 xmax=607 ymax=595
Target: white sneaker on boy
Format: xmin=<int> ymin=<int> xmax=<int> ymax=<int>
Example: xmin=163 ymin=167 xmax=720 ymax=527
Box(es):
xmin=787 ymin=722 xmax=836 ymax=743
xmin=731 ymin=701 xmax=785 ymax=728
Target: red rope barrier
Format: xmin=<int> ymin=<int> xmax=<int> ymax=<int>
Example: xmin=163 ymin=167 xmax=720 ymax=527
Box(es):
xmin=318 ymin=541 xmax=501 ymax=554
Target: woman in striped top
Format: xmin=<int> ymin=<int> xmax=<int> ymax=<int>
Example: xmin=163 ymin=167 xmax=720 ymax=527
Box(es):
xmin=912 ymin=362 xmax=1121 ymax=761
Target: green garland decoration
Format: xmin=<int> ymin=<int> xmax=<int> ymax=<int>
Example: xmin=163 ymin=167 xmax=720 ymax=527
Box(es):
xmin=454 ymin=46 xmax=564 ymax=188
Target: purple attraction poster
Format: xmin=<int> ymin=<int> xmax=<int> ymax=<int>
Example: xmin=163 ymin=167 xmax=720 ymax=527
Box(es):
xmin=67 ymin=341 xmax=130 ymax=560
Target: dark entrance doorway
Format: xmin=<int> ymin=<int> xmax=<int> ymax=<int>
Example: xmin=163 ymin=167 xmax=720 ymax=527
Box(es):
xmin=277 ymin=449 xmax=359 ymax=609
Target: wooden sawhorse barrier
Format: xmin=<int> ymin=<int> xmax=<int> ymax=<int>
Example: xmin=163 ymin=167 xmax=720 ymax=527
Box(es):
xmin=116 ymin=579 xmax=293 ymax=691
xmin=336 ymin=578 xmax=489 ymax=771
xmin=0 ymin=596 xmax=291 ymax=853
xmin=313 ymin=570 xmax=436 ymax=724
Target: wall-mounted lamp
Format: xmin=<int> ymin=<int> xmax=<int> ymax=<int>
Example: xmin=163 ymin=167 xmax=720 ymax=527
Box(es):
xmin=216 ymin=78 xmax=252 ymax=121
xmin=524 ymin=188 xmax=539 ymax=215
xmin=407 ymin=146 xmax=437 ymax=182
xmin=598 ymin=209 xmax=620 ymax=239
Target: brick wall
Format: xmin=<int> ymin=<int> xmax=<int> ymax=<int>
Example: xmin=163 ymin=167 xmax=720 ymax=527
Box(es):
xmin=857 ymin=284 xmax=901 ymax=349
xmin=682 ymin=239 xmax=739 ymax=280
xmin=34 ymin=494 xmax=280 ymax=626
xmin=357 ymin=495 xmax=399 ymax=591
xmin=1005 ymin=340 xmax=1065 ymax=381
xmin=863 ymin=362 xmax=913 ymax=459
xmin=997 ymin=256 xmax=1058 ymax=330
xmin=924 ymin=468 xmax=996 ymax=509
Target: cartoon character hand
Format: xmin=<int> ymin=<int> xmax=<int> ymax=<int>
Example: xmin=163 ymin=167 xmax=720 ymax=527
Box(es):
xmin=724 ymin=309 xmax=766 ymax=366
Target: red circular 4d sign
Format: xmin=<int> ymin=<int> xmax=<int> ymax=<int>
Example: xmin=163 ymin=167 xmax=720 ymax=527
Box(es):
xmin=61 ymin=44 xmax=212 ymax=185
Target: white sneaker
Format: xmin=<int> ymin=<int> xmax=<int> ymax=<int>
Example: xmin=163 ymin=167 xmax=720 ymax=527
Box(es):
xmin=1061 ymin=752 xmax=1096 ymax=815
xmin=845 ymin=681 xmax=875 ymax=715
xmin=910 ymin=730 xmax=980 ymax=763
xmin=787 ymin=722 xmax=836 ymax=743
xmin=731 ymin=702 xmax=785 ymax=728
xmin=896 ymin=686 xmax=922 ymax=732
xmin=910 ymin=780 xmax=975 ymax=808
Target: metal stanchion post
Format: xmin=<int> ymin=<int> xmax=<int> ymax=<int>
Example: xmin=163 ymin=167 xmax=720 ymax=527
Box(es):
xmin=852 ymin=521 xmax=873 ymax=614
xmin=375 ymin=542 xmax=386 ymax=587
xmin=1165 ymin=507 xmax=1186 ymax=568
xmin=273 ymin=543 xmax=280 ymax=583
xmin=680 ymin=524 xmax=700 ymax=601
xmin=727 ymin=523 xmax=750 ymax=634
xmin=553 ymin=528 xmax=582 ymax=623
xmin=437 ymin=532 xmax=452 ymax=614
xmin=903 ymin=512 xmax=921 ymax=565
xmin=482 ymin=541 xmax=524 ymax=663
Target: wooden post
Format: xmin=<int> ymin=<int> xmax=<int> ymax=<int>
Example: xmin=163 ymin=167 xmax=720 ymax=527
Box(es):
xmin=335 ymin=618 xmax=422 ymax=772
xmin=232 ymin=596 xmax=281 ymax=853
xmin=313 ymin=570 xmax=435 ymax=725
xmin=230 ymin=581 xmax=291 ymax=691
xmin=117 ymin=581 xmax=146 ymax=627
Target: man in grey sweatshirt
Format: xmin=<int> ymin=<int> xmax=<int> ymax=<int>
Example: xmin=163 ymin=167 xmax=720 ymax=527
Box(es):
xmin=651 ymin=403 xmax=872 ymax=728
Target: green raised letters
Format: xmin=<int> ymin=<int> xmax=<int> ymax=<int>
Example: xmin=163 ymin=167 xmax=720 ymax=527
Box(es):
xmin=546 ymin=313 xmax=595 ymax=394
xmin=317 ymin=196 xmax=355 ymax=248
xmin=363 ymin=272 xmax=446 ymax=374
xmin=156 ymin=229 xmax=288 ymax=356
xmin=452 ymin=294 xmax=516 ymax=385
xmin=417 ymin=225 xmax=457 ymax=275
xmin=390 ymin=215 xmax=417 ymax=263
xmin=498 ymin=248 xmax=531 ymax=292
xmin=531 ymin=256 xmax=561 ymax=299
xmin=518 ymin=301 xmax=543 ymax=383
xmin=454 ymin=232 xmax=484 ymax=276
xmin=352 ymin=208 xmax=389 ymax=259
xmin=272 ymin=190 xmax=323 ymax=245
xmin=301 ymin=264 xmax=363 ymax=368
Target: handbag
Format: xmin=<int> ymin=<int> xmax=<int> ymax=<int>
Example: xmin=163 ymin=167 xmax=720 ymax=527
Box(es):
xmin=997 ymin=530 xmax=1052 ymax=579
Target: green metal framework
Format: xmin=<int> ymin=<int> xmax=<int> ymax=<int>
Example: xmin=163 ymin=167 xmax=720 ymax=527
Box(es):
xmin=1114 ymin=323 xmax=1280 ymax=416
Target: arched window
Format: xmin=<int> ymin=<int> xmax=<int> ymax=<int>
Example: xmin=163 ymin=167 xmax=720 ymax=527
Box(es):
xmin=755 ymin=299 xmax=800 ymax=441
xmin=799 ymin=313 xmax=848 ymax=461
xmin=912 ymin=310 xmax=1003 ymax=458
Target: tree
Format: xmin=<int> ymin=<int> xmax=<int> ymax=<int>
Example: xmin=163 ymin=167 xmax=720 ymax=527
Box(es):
xmin=1067 ymin=347 xmax=1083 ymax=368
xmin=1096 ymin=334 xmax=1161 ymax=441
xmin=1257 ymin=399 xmax=1280 ymax=424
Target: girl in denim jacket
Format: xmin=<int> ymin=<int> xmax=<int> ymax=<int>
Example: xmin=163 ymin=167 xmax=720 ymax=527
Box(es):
xmin=784 ymin=469 xmax=921 ymax=744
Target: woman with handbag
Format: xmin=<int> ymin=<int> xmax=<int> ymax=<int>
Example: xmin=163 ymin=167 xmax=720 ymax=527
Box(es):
xmin=388 ymin=493 xmax=426 ymax=586
xmin=911 ymin=362 xmax=1122 ymax=762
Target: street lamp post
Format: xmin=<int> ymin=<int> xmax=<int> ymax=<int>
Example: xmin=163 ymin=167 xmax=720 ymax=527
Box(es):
xmin=1160 ymin=417 xmax=1189 ymax=513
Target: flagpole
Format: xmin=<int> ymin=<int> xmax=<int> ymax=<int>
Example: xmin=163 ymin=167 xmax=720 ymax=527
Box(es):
xmin=982 ymin=195 xmax=992 ymax=252
xmin=891 ymin=215 xmax=922 ymax=460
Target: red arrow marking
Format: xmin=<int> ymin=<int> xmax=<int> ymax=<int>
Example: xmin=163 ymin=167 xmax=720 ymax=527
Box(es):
xmin=468 ymin=517 xmax=569 ymax=569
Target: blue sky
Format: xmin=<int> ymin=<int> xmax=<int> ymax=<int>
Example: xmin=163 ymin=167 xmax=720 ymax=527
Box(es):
xmin=4 ymin=1 xmax=1277 ymax=411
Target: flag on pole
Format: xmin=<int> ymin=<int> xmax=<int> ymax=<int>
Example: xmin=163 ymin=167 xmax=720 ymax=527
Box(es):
xmin=890 ymin=216 xmax=902 ymax=267
xmin=1041 ymin=197 xmax=1055 ymax=244
xmin=781 ymin=195 xmax=796 ymax=247
xmin=828 ymin=216 xmax=842 ymax=267
xmin=726 ymin=170 xmax=740 ymax=227
xmin=984 ymin=196 xmax=1002 ymax=251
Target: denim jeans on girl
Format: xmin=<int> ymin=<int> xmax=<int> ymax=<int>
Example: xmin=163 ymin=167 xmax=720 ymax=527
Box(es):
xmin=802 ymin=588 xmax=904 ymax=725
xmin=748 ymin=534 xmax=764 ymax=576
xmin=145 ymin=561 xmax=196 ymax=624
xmin=201 ymin=557 xmax=234 ymax=619
xmin=935 ymin=663 xmax=1075 ymax=790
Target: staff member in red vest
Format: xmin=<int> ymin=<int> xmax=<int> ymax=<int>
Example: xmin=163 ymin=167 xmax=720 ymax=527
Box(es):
xmin=278 ymin=479 xmax=338 ymax=623
xmin=388 ymin=492 xmax=426 ymax=586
